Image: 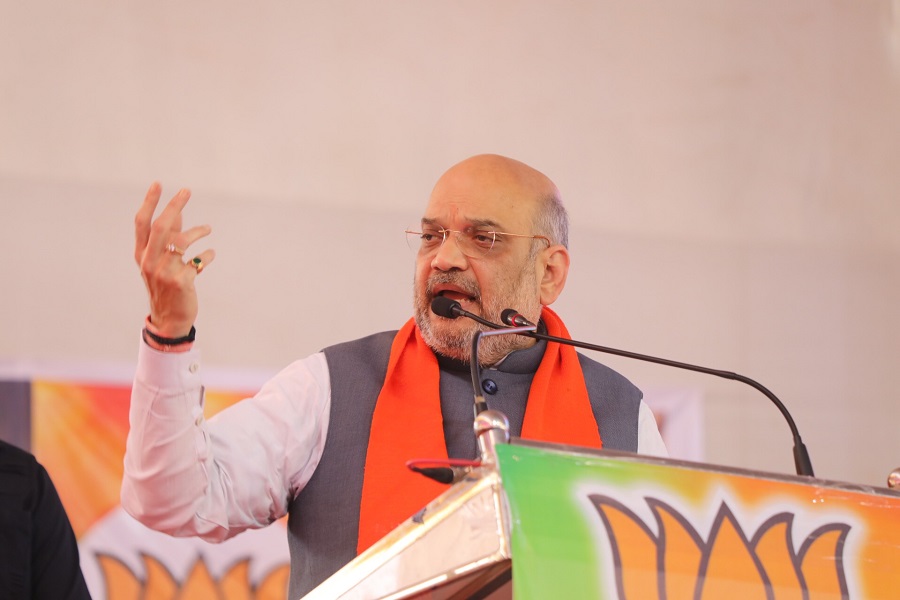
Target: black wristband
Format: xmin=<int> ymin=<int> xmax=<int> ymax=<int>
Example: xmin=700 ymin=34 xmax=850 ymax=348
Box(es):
xmin=143 ymin=326 xmax=196 ymax=346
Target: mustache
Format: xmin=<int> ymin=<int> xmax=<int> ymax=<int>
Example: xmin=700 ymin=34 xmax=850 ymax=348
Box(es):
xmin=425 ymin=272 xmax=481 ymax=302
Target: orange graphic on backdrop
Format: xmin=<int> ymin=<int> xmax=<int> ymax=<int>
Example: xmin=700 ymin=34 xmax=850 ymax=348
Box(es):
xmin=31 ymin=381 xmax=252 ymax=536
xmin=31 ymin=381 xmax=132 ymax=537
xmin=590 ymin=495 xmax=850 ymax=599
xmin=96 ymin=553 xmax=289 ymax=599
xmin=29 ymin=380 xmax=288 ymax=599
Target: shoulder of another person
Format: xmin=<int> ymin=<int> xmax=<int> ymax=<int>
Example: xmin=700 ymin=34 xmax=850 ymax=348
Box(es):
xmin=0 ymin=440 xmax=40 ymax=509
xmin=0 ymin=439 xmax=37 ymax=471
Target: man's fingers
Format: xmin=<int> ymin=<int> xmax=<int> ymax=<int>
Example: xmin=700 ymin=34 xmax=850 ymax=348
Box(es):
xmin=158 ymin=188 xmax=191 ymax=221
xmin=137 ymin=186 xmax=196 ymax=271
xmin=134 ymin=182 xmax=162 ymax=265
xmin=179 ymin=224 xmax=213 ymax=249
xmin=157 ymin=225 xmax=213 ymax=264
xmin=149 ymin=188 xmax=192 ymax=242
xmin=186 ymin=249 xmax=217 ymax=275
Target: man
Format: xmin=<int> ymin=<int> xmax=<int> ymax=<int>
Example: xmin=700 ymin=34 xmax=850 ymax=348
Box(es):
xmin=0 ymin=439 xmax=93 ymax=599
xmin=122 ymin=154 xmax=666 ymax=597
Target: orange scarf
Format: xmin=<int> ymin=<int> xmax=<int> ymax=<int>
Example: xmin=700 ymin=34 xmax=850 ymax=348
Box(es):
xmin=356 ymin=306 xmax=602 ymax=553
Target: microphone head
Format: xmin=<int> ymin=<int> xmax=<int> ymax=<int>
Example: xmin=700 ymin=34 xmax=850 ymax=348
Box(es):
xmin=501 ymin=308 xmax=536 ymax=327
xmin=431 ymin=296 xmax=462 ymax=319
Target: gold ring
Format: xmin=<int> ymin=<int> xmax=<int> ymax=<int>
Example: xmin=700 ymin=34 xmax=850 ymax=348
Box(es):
xmin=189 ymin=256 xmax=204 ymax=274
xmin=166 ymin=243 xmax=185 ymax=255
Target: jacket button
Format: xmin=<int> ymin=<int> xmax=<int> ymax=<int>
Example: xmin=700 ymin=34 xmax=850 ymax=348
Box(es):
xmin=482 ymin=379 xmax=498 ymax=395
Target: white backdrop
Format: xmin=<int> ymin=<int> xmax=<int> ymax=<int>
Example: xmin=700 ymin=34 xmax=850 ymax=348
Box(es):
xmin=2 ymin=1 xmax=899 ymax=486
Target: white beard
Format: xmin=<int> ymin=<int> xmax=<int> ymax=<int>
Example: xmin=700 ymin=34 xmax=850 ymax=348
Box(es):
xmin=413 ymin=266 xmax=541 ymax=366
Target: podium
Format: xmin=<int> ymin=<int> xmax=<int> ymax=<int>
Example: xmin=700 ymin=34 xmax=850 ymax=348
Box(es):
xmin=303 ymin=412 xmax=900 ymax=599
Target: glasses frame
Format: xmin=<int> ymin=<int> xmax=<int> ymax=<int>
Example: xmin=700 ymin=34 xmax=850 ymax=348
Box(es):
xmin=405 ymin=226 xmax=551 ymax=258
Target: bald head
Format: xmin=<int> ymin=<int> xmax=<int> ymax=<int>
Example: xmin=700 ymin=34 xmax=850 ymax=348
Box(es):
xmin=430 ymin=154 xmax=569 ymax=248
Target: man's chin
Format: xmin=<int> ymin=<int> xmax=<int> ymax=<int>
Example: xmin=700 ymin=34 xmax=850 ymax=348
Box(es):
xmin=417 ymin=316 xmax=474 ymax=358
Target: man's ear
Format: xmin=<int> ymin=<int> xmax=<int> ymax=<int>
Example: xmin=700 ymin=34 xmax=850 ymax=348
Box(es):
xmin=538 ymin=245 xmax=570 ymax=306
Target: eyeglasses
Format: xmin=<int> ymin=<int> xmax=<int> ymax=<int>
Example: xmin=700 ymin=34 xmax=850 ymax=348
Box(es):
xmin=405 ymin=226 xmax=551 ymax=258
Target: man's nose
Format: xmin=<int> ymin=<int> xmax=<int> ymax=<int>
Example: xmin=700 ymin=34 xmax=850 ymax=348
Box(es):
xmin=430 ymin=232 xmax=469 ymax=271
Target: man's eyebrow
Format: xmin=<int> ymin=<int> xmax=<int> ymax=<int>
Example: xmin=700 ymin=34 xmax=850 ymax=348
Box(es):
xmin=420 ymin=217 xmax=502 ymax=229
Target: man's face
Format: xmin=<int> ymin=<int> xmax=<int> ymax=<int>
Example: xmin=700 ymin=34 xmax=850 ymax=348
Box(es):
xmin=412 ymin=167 xmax=545 ymax=365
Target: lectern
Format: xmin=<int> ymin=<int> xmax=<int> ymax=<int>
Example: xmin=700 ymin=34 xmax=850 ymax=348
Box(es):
xmin=304 ymin=411 xmax=900 ymax=599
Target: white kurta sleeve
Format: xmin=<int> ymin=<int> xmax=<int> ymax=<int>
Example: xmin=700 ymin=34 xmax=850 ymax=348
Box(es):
xmin=636 ymin=400 xmax=669 ymax=457
xmin=121 ymin=334 xmax=331 ymax=542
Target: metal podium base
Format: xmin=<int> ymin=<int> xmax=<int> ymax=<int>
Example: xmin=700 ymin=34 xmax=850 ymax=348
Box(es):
xmin=302 ymin=464 xmax=512 ymax=599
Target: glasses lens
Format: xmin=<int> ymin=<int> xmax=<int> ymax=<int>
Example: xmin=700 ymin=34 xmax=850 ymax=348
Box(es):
xmin=405 ymin=228 xmax=445 ymax=253
xmin=404 ymin=228 xmax=500 ymax=257
xmin=405 ymin=229 xmax=420 ymax=252
xmin=459 ymin=229 xmax=496 ymax=256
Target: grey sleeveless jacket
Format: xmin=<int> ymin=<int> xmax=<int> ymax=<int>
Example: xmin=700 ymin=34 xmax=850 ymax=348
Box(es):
xmin=286 ymin=330 xmax=642 ymax=597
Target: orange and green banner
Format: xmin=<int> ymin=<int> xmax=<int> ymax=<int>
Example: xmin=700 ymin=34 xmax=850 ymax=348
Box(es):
xmin=499 ymin=443 xmax=900 ymax=600
xmin=1 ymin=377 xmax=290 ymax=599
xmin=8 ymin=377 xmax=900 ymax=599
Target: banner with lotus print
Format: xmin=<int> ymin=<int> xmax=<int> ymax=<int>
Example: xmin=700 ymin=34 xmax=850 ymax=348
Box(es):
xmin=497 ymin=443 xmax=900 ymax=600
xmin=3 ymin=379 xmax=290 ymax=600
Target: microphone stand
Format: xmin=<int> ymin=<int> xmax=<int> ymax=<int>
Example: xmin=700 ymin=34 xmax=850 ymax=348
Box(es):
xmin=429 ymin=296 xmax=815 ymax=478
xmin=514 ymin=328 xmax=815 ymax=478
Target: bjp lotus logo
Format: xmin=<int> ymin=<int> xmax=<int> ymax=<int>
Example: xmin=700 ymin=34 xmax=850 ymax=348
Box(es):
xmin=589 ymin=495 xmax=850 ymax=599
xmin=95 ymin=553 xmax=289 ymax=599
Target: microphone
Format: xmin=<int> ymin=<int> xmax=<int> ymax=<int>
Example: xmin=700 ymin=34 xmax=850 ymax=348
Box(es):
xmin=429 ymin=297 xmax=535 ymax=417
xmin=492 ymin=307 xmax=815 ymax=478
xmin=406 ymin=458 xmax=481 ymax=485
xmin=430 ymin=295 xmax=465 ymax=319
xmin=431 ymin=296 xmax=503 ymax=330
xmin=500 ymin=308 xmax=536 ymax=328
